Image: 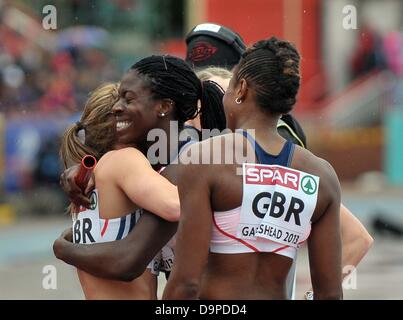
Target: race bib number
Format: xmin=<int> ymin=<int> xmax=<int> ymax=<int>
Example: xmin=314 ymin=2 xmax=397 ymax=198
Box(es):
xmin=72 ymin=190 xmax=101 ymax=244
xmin=237 ymin=164 xmax=319 ymax=248
xmin=160 ymin=244 xmax=175 ymax=272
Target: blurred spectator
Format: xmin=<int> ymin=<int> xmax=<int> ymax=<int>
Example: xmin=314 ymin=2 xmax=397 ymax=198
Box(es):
xmin=383 ymin=31 xmax=403 ymax=108
xmin=38 ymin=52 xmax=76 ymax=113
xmin=0 ymin=5 xmax=120 ymax=193
xmin=33 ymin=137 xmax=61 ymax=186
xmin=0 ymin=24 xmax=119 ymax=115
xmin=350 ymin=25 xmax=387 ymax=80
xmin=383 ymin=31 xmax=403 ymax=76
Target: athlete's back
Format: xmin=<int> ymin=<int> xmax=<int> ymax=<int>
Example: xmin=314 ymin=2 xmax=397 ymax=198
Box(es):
xmin=172 ymin=131 xmax=341 ymax=299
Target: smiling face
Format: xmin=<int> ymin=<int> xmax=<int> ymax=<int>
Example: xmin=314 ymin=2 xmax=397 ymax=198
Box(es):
xmin=112 ymin=70 xmax=160 ymax=148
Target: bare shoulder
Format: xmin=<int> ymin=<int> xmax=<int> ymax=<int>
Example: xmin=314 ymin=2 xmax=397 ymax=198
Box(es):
xmin=110 ymin=147 xmax=146 ymax=159
xmin=95 ymin=147 xmax=149 ymax=178
xmin=100 ymin=147 xmax=147 ymax=163
xmin=295 ymin=146 xmax=337 ymax=175
xmin=292 ymin=146 xmax=340 ymax=202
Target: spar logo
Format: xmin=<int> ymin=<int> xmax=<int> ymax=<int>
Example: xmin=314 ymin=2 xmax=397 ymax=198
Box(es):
xmin=245 ymin=164 xmax=300 ymax=190
xmin=301 ymin=175 xmax=317 ymax=195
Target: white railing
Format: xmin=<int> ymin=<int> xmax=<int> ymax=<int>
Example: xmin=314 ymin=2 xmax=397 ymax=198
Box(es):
xmin=323 ymin=71 xmax=397 ymax=129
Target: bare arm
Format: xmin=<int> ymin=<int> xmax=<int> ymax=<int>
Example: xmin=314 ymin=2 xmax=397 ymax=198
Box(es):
xmin=112 ymin=148 xmax=180 ymax=222
xmin=308 ymin=161 xmax=343 ymax=300
xmin=340 ymin=204 xmax=373 ymax=273
xmin=163 ymin=162 xmax=212 ymax=300
xmin=53 ymin=212 xmax=177 ymax=281
xmin=303 ymin=204 xmax=373 ymax=298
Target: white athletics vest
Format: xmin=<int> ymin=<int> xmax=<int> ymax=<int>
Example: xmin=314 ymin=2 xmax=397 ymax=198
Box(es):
xmin=72 ymin=190 xmax=140 ymax=244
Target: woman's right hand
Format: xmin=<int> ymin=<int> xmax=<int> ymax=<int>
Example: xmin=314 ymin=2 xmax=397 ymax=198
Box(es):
xmin=60 ymin=164 xmax=94 ymax=208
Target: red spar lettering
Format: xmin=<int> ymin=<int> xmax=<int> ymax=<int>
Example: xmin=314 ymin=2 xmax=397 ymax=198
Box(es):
xmin=245 ymin=165 xmax=300 ymax=190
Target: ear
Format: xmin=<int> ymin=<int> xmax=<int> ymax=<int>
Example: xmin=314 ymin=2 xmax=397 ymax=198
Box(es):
xmin=156 ymin=99 xmax=174 ymax=118
xmin=235 ymin=78 xmax=248 ymax=103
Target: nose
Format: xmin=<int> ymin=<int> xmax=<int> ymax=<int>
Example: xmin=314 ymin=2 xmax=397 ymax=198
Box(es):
xmin=111 ymin=99 xmax=124 ymax=115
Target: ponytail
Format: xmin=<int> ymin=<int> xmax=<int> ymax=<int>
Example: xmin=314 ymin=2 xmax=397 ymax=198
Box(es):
xmin=199 ymin=80 xmax=227 ymax=131
xmin=60 ymin=122 xmax=94 ymax=170
xmin=60 ymin=122 xmax=96 ymax=215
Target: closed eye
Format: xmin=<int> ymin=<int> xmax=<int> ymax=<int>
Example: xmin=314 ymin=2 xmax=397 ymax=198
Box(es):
xmin=126 ymin=98 xmax=135 ymax=104
xmin=125 ymin=91 xmax=137 ymax=104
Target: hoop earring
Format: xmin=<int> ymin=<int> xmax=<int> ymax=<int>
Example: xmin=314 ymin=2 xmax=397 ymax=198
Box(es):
xmin=235 ymin=98 xmax=242 ymax=105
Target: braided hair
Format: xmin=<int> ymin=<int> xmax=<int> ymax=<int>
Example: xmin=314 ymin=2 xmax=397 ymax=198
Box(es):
xmin=235 ymin=37 xmax=301 ymax=114
xmin=131 ymin=55 xmax=226 ymax=130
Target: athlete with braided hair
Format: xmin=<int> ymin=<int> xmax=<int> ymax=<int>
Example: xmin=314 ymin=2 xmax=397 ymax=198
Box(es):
xmin=186 ymin=23 xmax=373 ymax=299
xmin=164 ymin=37 xmax=343 ymax=300
xmin=60 ymin=82 xmax=180 ymax=300
xmin=54 ymin=55 xmax=226 ymax=298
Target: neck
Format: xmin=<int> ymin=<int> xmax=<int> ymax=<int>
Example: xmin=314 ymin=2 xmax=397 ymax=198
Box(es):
xmin=144 ymin=119 xmax=183 ymax=170
xmin=234 ymin=105 xmax=281 ymax=138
